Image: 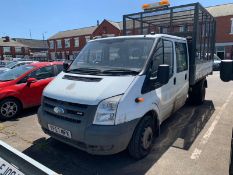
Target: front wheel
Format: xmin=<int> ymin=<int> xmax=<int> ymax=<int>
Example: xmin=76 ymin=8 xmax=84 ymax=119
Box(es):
xmin=0 ymin=98 xmax=21 ymax=120
xmin=128 ymin=115 xmax=155 ymax=160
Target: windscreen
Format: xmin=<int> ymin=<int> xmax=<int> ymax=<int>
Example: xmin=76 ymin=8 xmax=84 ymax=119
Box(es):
xmin=5 ymin=61 xmax=18 ymax=69
xmin=69 ymin=38 xmax=155 ymax=73
xmin=0 ymin=65 xmax=34 ymax=81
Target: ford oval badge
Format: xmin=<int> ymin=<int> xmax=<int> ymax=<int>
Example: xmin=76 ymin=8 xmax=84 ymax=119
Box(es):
xmin=54 ymin=107 xmax=65 ymax=114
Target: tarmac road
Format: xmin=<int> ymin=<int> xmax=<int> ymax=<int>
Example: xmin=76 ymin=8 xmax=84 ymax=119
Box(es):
xmin=0 ymin=71 xmax=232 ymax=175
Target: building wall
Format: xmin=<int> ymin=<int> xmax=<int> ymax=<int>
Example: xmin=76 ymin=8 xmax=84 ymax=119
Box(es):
xmin=0 ymin=46 xmax=30 ymax=60
xmin=48 ymin=35 xmax=91 ymax=60
xmin=92 ymin=20 xmax=121 ymax=37
xmin=215 ymin=15 xmax=233 ymax=59
xmin=215 ymin=15 xmax=233 ymax=43
xmin=48 ymin=20 xmax=121 ymax=60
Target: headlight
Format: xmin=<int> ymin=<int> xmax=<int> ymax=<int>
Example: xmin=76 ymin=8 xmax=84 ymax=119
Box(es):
xmin=93 ymin=95 xmax=122 ymax=125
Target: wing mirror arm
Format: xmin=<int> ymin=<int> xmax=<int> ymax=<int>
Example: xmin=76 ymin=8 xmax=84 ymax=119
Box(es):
xmin=63 ymin=62 xmax=70 ymax=72
xmin=26 ymin=78 xmax=37 ymax=86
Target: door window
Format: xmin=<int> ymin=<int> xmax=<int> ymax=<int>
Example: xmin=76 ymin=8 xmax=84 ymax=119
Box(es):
xmin=151 ymin=39 xmax=174 ymax=78
xmin=175 ymin=42 xmax=188 ymax=72
xmin=163 ymin=40 xmax=173 ymax=76
xmin=54 ymin=65 xmax=63 ymax=75
xmin=31 ymin=66 xmax=54 ymax=80
xmin=18 ymin=66 xmax=55 ymax=84
xmin=151 ymin=39 xmax=163 ymax=78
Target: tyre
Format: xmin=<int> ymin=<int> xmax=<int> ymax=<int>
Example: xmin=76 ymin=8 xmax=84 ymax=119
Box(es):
xmin=0 ymin=98 xmax=22 ymax=120
xmin=188 ymin=79 xmax=206 ymax=105
xmin=128 ymin=115 xmax=155 ymax=160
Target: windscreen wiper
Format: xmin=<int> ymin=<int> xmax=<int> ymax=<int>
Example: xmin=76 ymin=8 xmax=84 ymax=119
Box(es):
xmin=102 ymin=69 xmax=140 ymax=75
xmin=67 ymin=68 xmax=102 ymax=74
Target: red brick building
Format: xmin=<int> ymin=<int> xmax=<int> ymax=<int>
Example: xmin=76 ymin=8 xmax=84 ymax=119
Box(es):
xmin=207 ymin=3 xmax=233 ymax=60
xmin=48 ymin=3 xmax=233 ymax=60
xmin=0 ymin=37 xmax=30 ymax=60
xmin=48 ymin=20 xmax=122 ymax=60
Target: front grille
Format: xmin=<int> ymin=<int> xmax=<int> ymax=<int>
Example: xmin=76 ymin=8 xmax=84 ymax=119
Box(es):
xmin=42 ymin=96 xmax=96 ymax=123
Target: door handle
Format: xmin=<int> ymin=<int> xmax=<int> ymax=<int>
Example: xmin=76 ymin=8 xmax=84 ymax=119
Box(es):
xmin=174 ymin=77 xmax=176 ymax=85
xmin=185 ymin=74 xmax=187 ymax=80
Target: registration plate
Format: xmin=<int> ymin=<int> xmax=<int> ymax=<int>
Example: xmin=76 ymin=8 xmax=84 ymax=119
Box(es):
xmin=48 ymin=124 xmax=72 ymax=138
xmin=0 ymin=157 xmax=24 ymax=175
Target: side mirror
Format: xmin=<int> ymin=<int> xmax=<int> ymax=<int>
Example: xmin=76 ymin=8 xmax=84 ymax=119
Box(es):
xmin=63 ymin=62 xmax=69 ymax=72
xmin=27 ymin=78 xmax=37 ymax=86
xmin=157 ymin=64 xmax=170 ymax=85
xmin=220 ymin=60 xmax=233 ymax=82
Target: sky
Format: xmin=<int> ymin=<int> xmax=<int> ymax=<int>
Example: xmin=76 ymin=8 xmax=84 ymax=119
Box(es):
xmin=0 ymin=0 xmax=232 ymax=40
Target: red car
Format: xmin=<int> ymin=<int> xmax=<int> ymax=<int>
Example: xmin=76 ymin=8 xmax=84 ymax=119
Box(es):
xmin=0 ymin=62 xmax=63 ymax=120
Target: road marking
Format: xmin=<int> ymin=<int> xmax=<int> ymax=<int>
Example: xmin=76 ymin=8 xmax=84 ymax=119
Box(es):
xmin=190 ymin=91 xmax=233 ymax=160
xmin=191 ymin=148 xmax=202 ymax=160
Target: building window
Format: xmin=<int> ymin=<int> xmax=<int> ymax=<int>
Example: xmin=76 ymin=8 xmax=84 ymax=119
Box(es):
xmin=24 ymin=47 xmax=29 ymax=53
xmin=74 ymin=37 xmax=79 ymax=47
xmin=57 ymin=40 xmax=62 ymax=49
xmin=179 ymin=26 xmax=185 ymax=32
xmin=142 ymin=28 xmax=148 ymax=35
xmin=231 ymin=18 xmax=233 ymax=34
xmin=65 ymin=39 xmax=70 ymax=48
xmin=49 ymin=41 xmax=54 ymax=49
xmin=85 ymin=36 xmax=91 ymax=43
xmin=216 ymin=46 xmax=225 ymax=60
xmin=15 ymin=47 xmax=22 ymax=53
xmin=159 ymin=27 xmax=168 ymax=34
xmin=3 ymin=47 xmax=10 ymax=53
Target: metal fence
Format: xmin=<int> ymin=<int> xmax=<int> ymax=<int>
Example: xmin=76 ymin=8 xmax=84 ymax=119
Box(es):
xmin=123 ymin=3 xmax=216 ymax=62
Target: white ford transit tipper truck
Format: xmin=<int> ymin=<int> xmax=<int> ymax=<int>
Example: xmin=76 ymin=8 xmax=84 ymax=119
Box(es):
xmin=38 ymin=3 xmax=216 ymax=159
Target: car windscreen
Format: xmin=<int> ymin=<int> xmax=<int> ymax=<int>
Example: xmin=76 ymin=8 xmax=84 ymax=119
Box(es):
xmin=5 ymin=61 xmax=18 ymax=69
xmin=68 ymin=38 xmax=155 ymax=75
xmin=0 ymin=65 xmax=35 ymax=81
xmin=214 ymin=55 xmax=221 ymax=61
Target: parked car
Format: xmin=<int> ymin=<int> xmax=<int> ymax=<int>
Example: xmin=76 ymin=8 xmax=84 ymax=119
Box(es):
xmin=0 ymin=61 xmax=9 ymax=68
xmin=0 ymin=62 xmax=63 ymax=120
xmin=0 ymin=61 xmax=37 ymax=74
xmin=213 ymin=54 xmax=222 ymax=71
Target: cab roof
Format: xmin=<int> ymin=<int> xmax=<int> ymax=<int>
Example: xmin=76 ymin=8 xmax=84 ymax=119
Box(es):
xmin=91 ymin=34 xmax=187 ymax=42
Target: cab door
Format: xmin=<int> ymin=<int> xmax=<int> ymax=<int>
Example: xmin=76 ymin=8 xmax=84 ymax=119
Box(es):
xmin=173 ymin=41 xmax=189 ymax=111
xmin=17 ymin=66 xmax=55 ymax=107
xmin=150 ymin=38 xmax=177 ymax=121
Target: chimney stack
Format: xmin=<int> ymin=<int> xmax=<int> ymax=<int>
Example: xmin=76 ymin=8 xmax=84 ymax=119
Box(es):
xmin=97 ymin=20 xmax=100 ymax=26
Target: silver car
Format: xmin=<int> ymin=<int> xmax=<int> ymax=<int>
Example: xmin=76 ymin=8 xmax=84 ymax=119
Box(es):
xmin=0 ymin=61 xmax=37 ymax=74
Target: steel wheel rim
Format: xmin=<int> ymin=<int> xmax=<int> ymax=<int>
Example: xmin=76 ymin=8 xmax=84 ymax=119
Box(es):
xmin=141 ymin=126 xmax=153 ymax=149
xmin=1 ymin=101 xmax=18 ymax=118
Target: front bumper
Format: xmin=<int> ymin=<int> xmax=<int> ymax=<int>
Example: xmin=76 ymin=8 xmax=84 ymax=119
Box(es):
xmin=38 ymin=107 xmax=139 ymax=155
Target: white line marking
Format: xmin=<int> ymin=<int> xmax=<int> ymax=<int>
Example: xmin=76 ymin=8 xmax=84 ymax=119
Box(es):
xmin=190 ymin=91 xmax=233 ymax=160
xmin=191 ymin=148 xmax=202 ymax=160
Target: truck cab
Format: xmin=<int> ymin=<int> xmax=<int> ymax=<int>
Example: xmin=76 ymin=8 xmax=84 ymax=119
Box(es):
xmin=38 ymin=34 xmax=189 ymax=159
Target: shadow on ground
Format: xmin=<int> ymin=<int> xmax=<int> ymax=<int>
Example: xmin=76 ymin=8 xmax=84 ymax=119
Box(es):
xmin=23 ymin=101 xmax=215 ymax=175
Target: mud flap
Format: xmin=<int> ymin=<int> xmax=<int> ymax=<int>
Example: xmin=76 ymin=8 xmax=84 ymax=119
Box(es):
xmin=0 ymin=140 xmax=58 ymax=175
